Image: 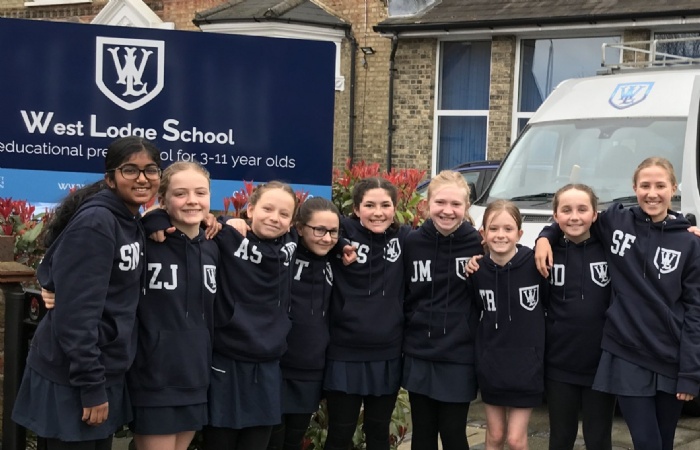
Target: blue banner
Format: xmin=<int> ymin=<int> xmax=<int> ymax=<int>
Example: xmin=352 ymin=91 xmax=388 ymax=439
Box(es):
xmin=0 ymin=18 xmax=336 ymax=209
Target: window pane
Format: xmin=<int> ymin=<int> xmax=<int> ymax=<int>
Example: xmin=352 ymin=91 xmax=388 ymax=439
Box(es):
xmin=655 ymin=32 xmax=700 ymax=59
xmin=440 ymin=41 xmax=491 ymax=110
xmin=437 ymin=116 xmax=487 ymax=169
xmin=519 ymin=36 xmax=621 ymax=112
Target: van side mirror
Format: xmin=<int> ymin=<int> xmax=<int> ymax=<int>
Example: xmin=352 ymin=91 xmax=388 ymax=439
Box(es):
xmin=468 ymin=182 xmax=477 ymax=204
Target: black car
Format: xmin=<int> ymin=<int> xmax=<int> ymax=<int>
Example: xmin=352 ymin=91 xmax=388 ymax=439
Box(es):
xmin=417 ymin=160 xmax=500 ymax=203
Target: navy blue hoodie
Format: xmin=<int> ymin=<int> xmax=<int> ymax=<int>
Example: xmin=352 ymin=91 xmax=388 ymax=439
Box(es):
xmin=469 ymin=246 xmax=547 ymax=405
xmin=546 ymin=235 xmax=611 ymax=386
xmin=281 ymin=242 xmax=333 ymax=381
xmin=540 ymin=204 xmax=700 ymax=395
xmin=31 ymin=189 xmax=145 ymax=408
xmin=327 ymin=217 xmax=410 ymax=361
xmin=213 ymin=220 xmax=296 ymax=362
xmin=403 ymin=219 xmax=483 ymax=364
xmin=127 ymin=224 xmax=219 ymax=407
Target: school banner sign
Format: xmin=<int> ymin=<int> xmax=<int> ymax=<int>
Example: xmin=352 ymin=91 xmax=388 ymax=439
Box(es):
xmin=0 ymin=18 xmax=336 ymax=209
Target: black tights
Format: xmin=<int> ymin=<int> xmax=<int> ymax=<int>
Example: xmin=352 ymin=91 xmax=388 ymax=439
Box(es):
xmin=617 ymin=392 xmax=683 ymax=450
xmin=203 ymin=425 xmax=273 ymax=450
xmin=267 ymin=413 xmax=312 ymax=450
xmin=408 ymin=392 xmax=470 ymax=450
xmin=323 ymin=390 xmax=398 ymax=450
xmin=43 ymin=437 xmax=112 ymax=450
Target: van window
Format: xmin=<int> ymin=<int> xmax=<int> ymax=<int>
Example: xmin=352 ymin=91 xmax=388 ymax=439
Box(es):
xmin=485 ymin=118 xmax=685 ymax=206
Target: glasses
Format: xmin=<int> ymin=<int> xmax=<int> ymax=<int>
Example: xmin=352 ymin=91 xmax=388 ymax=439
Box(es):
xmin=304 ymin=224 xmax=339 ymax=239
xmin=109 ymin=164 xmax=161 ymax=180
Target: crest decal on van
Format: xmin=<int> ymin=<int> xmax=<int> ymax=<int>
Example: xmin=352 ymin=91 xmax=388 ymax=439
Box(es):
xmin=609 ymin=82 xmax=654 ymax=110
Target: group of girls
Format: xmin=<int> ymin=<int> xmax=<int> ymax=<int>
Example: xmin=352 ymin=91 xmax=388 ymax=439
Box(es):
xmin=11 ymin=134 xmax=700 ymax=450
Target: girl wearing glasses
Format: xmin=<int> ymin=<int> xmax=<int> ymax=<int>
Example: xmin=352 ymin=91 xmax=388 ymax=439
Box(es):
xmin=267 ymin=197 xmax=341 ymax=450
xmin=12 ymin=136 xmax=161 ymax=450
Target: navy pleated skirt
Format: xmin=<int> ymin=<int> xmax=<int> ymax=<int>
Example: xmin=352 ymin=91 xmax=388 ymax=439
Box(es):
xmin=12 ymin=368 xmax=131 ymax=441
xmin=402 ymin=356 xmax=477 ymax=403
xmin=323 ymin=358 xmax=402 ymax=396
xmin=129 ymin=404 xmax=208 ymax=434
xmin=208 ymin=352 xmax=282 ymax=429
xmin=593 ymin=350 xmax=677 ymax=396
xmin=281 ymin=378 xmax=323 ymax=415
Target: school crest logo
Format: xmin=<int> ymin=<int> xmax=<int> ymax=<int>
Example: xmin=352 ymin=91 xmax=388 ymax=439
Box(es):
xmin=95 ymin=36 xmax=165 ymax=111
xmin=519 ymin=285 xmax=539 ymax=311
xmin=384 ymin=238 xmax=401 ymax=262
xmin=609 ymin=82 xmax=654 ymax=110
xmin=455 ymin=257 xmax=471 ymax=280
xmin=280 ymin=242 xmax=298 ymax=266
xmin=203 ymin=265 xmax=217 ymax=294
xmin=654 ymin=247 xmax=681 ymax=274
xmin=590 ymin=262 xmax=610 ymax=287
xmin=324 ymin=262 xmax=333 ymax=286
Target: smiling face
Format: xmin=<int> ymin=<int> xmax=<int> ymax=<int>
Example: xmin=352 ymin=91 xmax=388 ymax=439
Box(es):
xmin=161 ymin=169 xmax=210 ymax=237
xmin=633 ymin=165 xmax=677 ymax=222
xmin=106 ymin=150 xmax=160 ymax=214
xmin=247 ymin=188 xmax=296 ymax=239
xmin=553 ymin=188 xmax=597 ymax=243
xmin=429 ymin=185 xmax=468 ymax=235
xmin=297 ymin=210 xmax=340 ymax=256
xmin=353 ymin=188 xmax=396 ymax=234
xmin=481 ymin=210 xmax=522 ymax=260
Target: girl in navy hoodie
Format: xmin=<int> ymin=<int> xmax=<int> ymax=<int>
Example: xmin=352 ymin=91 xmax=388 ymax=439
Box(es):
xmin=324 ymin=177 xmax=410 ymax=450
xmin=402 ymin=170 xmax=483 ymax=450
xmin=12 ymin=136 xmax=161 ymax=450
xmin=544 ymin=184 xmax=615 ymax=450
xmin=535 ymin=158 xmax=700 ymax=450
xmin=204 ymin=181 xmax=298 ymax=450
xmin=128 ymin=161 xmax=219 ymax=450
xmin=468 ymin=200 xmax=546 ymax=450
xmin=267 ymin=197 xmax=340 ymax=450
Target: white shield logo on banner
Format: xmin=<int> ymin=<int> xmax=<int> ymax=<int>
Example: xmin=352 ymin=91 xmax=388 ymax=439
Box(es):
xmin=95 ymin=36 xmax=165 ymax=111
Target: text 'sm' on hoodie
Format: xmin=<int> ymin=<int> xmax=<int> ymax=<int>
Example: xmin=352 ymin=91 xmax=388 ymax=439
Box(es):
xmin=31 ymin=189 xmax=146 ymax=408
xmin=469 ymin=246 xmax=547 ymax=406
xmin=128 ymin=223 xmax=219 ymax=407
xmin=403 ymin=219 xmax=483 ymax=364
xmin=540 ymin=203 xmax=700 ymax=395
xmin=327 ymin=217 xmax=410 ymax=362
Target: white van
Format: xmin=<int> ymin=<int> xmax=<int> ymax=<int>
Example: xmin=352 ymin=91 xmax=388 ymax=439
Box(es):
xmin=471 ymin=39 xmax=700 ymax=245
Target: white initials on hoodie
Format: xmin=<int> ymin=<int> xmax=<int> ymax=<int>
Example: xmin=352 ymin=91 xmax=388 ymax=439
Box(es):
xmin=480 ymin=289 xmax=496 ymax=311
xmin=350 ymin=241 xmax=370 ymax=264
xmin=234 ymin=238 xmax=263 ymax=264
xmin=293 ymin=259 xmax=309 ymax=280
xmin=410 ymin=260 xmax=431 ymax=282
xmin=611 ymin=230 xmax=636 ymax=257
xmin=148 ymin=263 xmax=178 ymax=290
xmin=549 ymin=264 xmax=565 ymax=286
xmin=118 ymin=242 xmax=140 ymax=271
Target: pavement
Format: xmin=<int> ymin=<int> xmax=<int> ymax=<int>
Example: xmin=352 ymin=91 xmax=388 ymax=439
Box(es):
xmin=110 ymin=396 xmax=700 ymax=450
xmin=397 ymin=396 xmax=700 ymax=450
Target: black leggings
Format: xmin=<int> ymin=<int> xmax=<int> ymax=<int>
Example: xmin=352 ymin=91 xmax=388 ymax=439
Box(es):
xmin=408 ymin=392 xmax=470 ymax=450
xmin=43 ymin=437 xmax=112 ymax=450
xmin=203 ymin=425 xmax=273 ymax=450
xmin=267 ymin=413 xmax=312 ymax=450
xmin=546 ymin=379 xmax=616 ymax=450
xmin=323 ymin=390 xmax=398 ymax=450
xmin=617 ymin=392 xmax=683 ymax=450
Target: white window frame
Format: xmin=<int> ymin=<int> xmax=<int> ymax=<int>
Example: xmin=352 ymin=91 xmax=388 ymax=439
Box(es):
xmin=432 ymin=38 xmax=491 ymax=176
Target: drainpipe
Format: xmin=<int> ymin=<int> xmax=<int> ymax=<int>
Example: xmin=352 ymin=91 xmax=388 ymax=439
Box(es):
xmin=387 ymin=33 xmax=399 ymax=171
xmin=347 ymin=31 xmax=358 ymax=165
